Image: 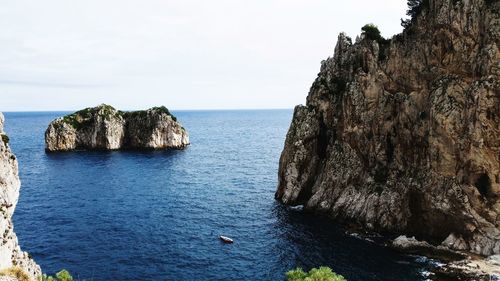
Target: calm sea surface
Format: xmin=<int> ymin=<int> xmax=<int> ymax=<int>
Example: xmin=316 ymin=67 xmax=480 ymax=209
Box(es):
xmin=4 ymin=110 xmax=430 ymax=281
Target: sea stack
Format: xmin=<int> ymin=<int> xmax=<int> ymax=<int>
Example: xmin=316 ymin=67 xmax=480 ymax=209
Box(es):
xmin=0 ymin=113 xmax=41 ymax=280
xmin=276 ymin=0 xmax=499 ymax=256
xmin=45 ymin=104 xmax=189 ymax=152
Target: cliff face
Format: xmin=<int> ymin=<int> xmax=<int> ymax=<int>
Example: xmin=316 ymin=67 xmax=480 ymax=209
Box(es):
xmin=0 ymin=113 xmax=41 ymax=280
xmin=276 ymin=0 xmax=500 ymax=256
xmin=45 ymin=105 xmax=189 ymax=152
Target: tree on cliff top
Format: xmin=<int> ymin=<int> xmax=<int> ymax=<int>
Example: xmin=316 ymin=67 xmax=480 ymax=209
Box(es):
xmin=361 ymin=24 xmax=383 ymax=42
xmin=407 ymin=0 xmax=427 ymax=17
xmin=361 ymin=24 xmax=390 ymax=61
xmin=401 ymin=0 xmax=429 ymax=28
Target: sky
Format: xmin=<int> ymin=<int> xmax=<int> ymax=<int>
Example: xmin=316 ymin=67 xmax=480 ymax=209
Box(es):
xmin=0 ymin=0 xmax=408 ymax=111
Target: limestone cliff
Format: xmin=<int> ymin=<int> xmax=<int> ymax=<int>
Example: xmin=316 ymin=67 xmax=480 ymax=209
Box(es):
xmin=45 ymin=105 xmax=189 ymax=152
xmin=276 ymin=0 xmax=500 ymax=256
xmin=0 ymin=113 xmax=41 ymax=280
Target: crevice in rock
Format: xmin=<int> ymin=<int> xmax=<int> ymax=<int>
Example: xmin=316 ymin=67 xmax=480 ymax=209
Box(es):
xmin=474 ymin=173 xmax=491 ymax=198
xmin=296 ymin=117 xmax=331 ymax=204
xmin=317 ymin=119 xmax=329 ymax=160
xmin=386 ymin=133 xmax=395 ymax=163
xmin=374 ymin=163 xmax=389 ymax=184
xmin=295 ymin=181 xmax=314 ymax=205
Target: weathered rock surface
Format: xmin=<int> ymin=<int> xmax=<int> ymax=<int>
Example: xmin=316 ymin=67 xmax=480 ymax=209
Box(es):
xmin=393 ymin=235 xmax=434 ymax=250
xmin=0 ymin=113 xmax=41 ymax=280
xmin=276 ymin=0 xmax=500 ymax=256
xmin=392 ymin=235 xmax=467 ymax=261
xmin=45 ymin=104 xmax=190 ymax=152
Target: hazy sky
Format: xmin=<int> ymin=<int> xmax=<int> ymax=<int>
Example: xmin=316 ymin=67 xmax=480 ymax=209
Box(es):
xmin=1 ymin=0 xmax=408 ymax=111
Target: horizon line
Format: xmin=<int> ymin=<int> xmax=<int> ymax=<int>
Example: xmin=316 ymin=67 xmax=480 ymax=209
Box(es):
xmin=2 ymin=107 xmax=296 ymax=113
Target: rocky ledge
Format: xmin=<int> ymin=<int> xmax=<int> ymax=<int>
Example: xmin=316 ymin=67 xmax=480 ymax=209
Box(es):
xmin=392 ymin=235 xmax=500 ymax=280
xmin=0 ymin=113 xmax=41 ymax=280
xmin=45 ymin=104 xmax=190 ymax=152
xmin=276 ymin=0 xmax=499 ymax=259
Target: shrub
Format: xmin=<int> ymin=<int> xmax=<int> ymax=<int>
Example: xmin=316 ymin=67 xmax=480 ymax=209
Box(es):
xmin=286 ymin=266 xmax=347 ymax=281
xmin=55 ymin=270 xmax=72 ymax=281
xmin=361 ymin=24 xmax=383 ymax=42
xmin=361 ymin=24 xmax=390 ymax=61
xmin=42 ymin=269 xmax=73 ymax=281
xmin=286 ymin=268 xmax=307 ymax=281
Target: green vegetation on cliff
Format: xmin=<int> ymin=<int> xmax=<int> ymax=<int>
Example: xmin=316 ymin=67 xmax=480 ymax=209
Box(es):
xmin=360 ymin=24 xmax=390 ymax=60
xmin=60 ymin=104 xmax=178 ymax=129
xmin=62 ymin=104 xmax=120 ymax=129
xmin=286 ymin=267 xmax=346 ymax=281
xmin=361 ymin=24 xmax=383 ymax=42
xmin=123 ymin=105 xmax=177 ymax=121
xmin=42 ymin=269 xmax=73 ymax=281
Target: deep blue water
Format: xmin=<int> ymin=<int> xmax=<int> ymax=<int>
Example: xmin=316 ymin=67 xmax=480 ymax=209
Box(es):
xmin=3 ymin=110 xmax=430 ymax=281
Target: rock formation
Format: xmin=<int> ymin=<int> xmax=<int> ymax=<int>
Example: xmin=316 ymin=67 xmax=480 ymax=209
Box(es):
xmin=276 ymin=0 xmax=500 ymax=256
xmin=0 ymin=113 xmax=41 ymax=280
xmin=45 ymin=104 xmax=190 ymax=152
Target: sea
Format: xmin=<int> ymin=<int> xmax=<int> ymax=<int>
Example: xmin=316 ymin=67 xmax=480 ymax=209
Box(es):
xmin=3 ymin=110 xmax=433 ymax=281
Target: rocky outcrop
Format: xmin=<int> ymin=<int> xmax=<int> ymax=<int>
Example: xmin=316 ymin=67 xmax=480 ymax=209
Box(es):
xmin=0 ymin=113 xmax=41 ymax=280
xmin=392 ymin=235 xmax=500 ymax=280
xmin=45 ymin=105 xmax=190 ymax=152
xmin=276 ymin=0 xmax=500 ymax=256
xmin=434 ymin=256 xmax=500 ymax=280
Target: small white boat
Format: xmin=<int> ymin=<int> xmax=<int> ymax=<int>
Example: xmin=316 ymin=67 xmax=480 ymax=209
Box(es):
xmin=219 ymin=235 xmax=234 ymax=243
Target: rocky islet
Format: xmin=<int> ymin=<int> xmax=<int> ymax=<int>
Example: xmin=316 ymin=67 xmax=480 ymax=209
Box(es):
xmin=45 ymin=104 xmax=190 ymax=152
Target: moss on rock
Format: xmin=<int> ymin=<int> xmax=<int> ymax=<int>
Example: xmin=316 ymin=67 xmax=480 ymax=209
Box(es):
xmin=61 ymin=104 xmax=121 ymax=129
xmin=122 ymin=106 xmax=177 ymax=121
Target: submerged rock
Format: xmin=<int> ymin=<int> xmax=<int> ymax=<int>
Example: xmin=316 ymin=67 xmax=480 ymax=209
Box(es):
xmin=0 ymin=113 xmax=41 ymax=280
xmin=276 ymin=0 xmax=500 ymax=256
xmin=45 ymin=104 xmax=189 ymax=151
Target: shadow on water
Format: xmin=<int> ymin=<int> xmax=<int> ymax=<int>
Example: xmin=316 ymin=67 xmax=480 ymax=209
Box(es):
xmin=269 ymin=204 xmax=427 ymax=281
xmin=44 ymin=148 xmax=187 ymax=158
